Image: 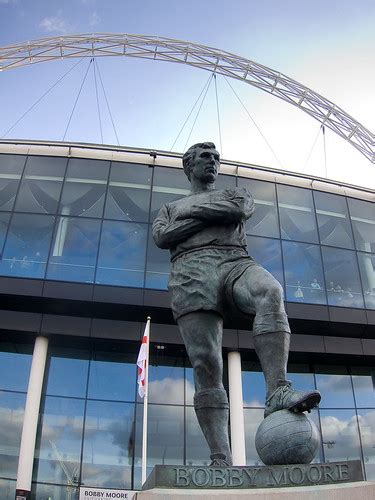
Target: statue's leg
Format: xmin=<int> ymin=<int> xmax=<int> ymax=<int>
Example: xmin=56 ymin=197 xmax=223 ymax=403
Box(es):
xmin=232 ymin=264 xmax=320 ymax=417
xmin=177 ymin=311 xmax=232 ymax=466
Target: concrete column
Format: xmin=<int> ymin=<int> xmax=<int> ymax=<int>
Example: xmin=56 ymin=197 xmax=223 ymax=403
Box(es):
xmin=16 ymin=336 xmax=49 ymax=500
xmin=228 ymin=350 xmax=246 ymax=466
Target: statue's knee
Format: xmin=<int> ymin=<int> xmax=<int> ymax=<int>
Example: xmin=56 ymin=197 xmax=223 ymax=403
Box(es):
xmin=193 ymin=351 xmax=222 ymax=378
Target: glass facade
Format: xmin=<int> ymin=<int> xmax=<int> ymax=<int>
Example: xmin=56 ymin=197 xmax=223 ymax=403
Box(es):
xmin=0 ymin=153 xmax=372 ymax=310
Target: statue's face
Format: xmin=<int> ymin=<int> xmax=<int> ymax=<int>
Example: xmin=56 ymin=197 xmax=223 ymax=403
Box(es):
xmin=191 ymin=147 xmax=220 ymax=184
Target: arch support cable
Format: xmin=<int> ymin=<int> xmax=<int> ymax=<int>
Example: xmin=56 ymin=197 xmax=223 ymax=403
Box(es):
xmin=0 ymin=33 xmax=373 ymax=162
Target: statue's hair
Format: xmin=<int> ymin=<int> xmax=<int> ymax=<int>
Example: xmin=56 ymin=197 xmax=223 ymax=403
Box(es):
xmin=182 ymin=142 xmax=217 ymax=180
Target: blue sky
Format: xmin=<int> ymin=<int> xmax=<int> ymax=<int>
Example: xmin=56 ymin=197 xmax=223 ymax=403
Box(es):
xmin=0 ymin=0 xmax=374 ymax=188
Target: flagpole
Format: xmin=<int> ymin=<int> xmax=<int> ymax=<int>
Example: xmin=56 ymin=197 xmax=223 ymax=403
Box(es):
xmin=141 ymin=317 xmax=151 ymax=486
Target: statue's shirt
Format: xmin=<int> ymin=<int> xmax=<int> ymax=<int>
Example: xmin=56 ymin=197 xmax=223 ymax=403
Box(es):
xmin=152 ymin=188 xmax=254 ymax=260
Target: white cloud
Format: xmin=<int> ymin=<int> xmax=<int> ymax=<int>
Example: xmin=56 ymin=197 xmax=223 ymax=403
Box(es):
xmin=39 ymin=11 xmax=69 ymax=34
xmin=89 ymin=11 xmax=100 ymax=27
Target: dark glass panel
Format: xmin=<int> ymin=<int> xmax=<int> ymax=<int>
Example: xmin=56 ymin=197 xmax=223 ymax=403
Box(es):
xmin=277 ymin=185 xmax=318 ymax=243
xmin=282 ymin=241 xmax=326 ymax=304
xmin=239 ymin=178 xmax=279 ymax=238
xmin=148 ymin=356 xmax=184 ymax=405
xmin=14 ymin=156 xmax=67 ymax=214
xmin=314 ymin=191 xmax=354 ymax=249
xmin=105 ymin=162 xmax=152 ymax=222
xmin=0 ymin=213 xmax=54 ymax=278
xmin=33 ymin=396 xmax=84 ymax=485
xmin=185 ymin=406 xmax=210 ymax=466
xmin=320 ymin=409 xmax=361 ymax=462
xmin=47 ymin=217 xmax=100 ymax=283
xmin=59 ymin=158 xmax=110 ymax=218
xmin=0 ymin=391 xmax=26 ymax=478
xmin=0 ymin=154 xmax=25 ymax=211
xmin=356 ymin=408 xmax=375 ymax=480
xmin=0 ymin=479 xmax=16 ymax=500
xmin=322 ymin=246 xmax=364 ymax=308
xmin=88 ymin=350 xmax=136 ymax=402
xmin=314 ymin=366 xmax=355 ymax=408
xmin=215 ymin=173 xmax=236 ymax=189
xmin=247 ymin=235 xmax=284 ymax=290
xmin=96 ymin=221 xmax=147 ymax=288
xmin=358 ymin=252 xmax=375 ymax=309
xmin=32 ymin=483 xmax=78 ymax=500
xmin=242 ymin=364 xmax=266 ymax=408
xmin=348 ymin=198 xmax=375 ymax=253
xmin=81 ymin=400 xmax=134 ymax=488
xmin=0 ymin=212 xmax=10 ymax=254
xmin=45 ymin=347 xmax=89 ymax=398
xmin=145 ymin=227 xmax=170 ymax=290
xmin=351 ymin=367 xmax=375 ymax=408
xmin=0 ymin=342 xmax=32 ymax=392
xmin=244 ymin=408 xmax=264 ymax=465
xmin=150 ymin=167 xmax=189 ymax=220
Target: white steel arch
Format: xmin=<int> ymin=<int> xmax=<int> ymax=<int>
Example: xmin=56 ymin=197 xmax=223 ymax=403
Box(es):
xmin=0 ymin=33 xmax=374 ymax=162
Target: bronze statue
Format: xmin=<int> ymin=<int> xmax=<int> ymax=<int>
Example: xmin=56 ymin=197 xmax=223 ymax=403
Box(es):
xmin=152 ymin=142 xmax=321 ymax=466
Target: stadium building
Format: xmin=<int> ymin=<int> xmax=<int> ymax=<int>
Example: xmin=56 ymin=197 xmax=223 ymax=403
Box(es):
xmin=0 ymin=139 xmax=374 ymax=499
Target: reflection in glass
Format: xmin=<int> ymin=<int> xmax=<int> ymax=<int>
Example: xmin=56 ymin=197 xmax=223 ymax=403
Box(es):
xmin=45 ymin=347 xmax=89 ymax=398
xmin=247 ymin=235 xmax=284 ymax=290
xmin=0 ymin=213 xmax=55 ymax=278
xmin=88 ymin=351 xmax=136 ymax=402
xmin=105 ymin=162 xmax=152 ymax=222
xmin=239 ymin=178 xmax=279 ymax=238
xmin=315 ymin=367 xmax=355 ymax=408
xmin=148 ymin=358 xmax=184 ymax=405
xmin=244 ymin=408 xmax=264 ymax=465
xmin=351 ymin=367 xmax=375 ymax=408
xmin=357 ymin=408 xmax=375 ymax=480
xmin=0 ymin=154 xmax=25 ymax=211
xmin=81 ymin=400 xmax=134 ymax=489
xmin=0 ymin=343 xmax=32 ymax=392
xmin=282 ymin=241 xmax=326 ymax=304
xmin=47 ymin=217 xmax=100 ymax=283
xmin=0 ymin=391 xmax=26 ymax=478
xmin=320 ymin=409 xmax=361 ymax=462
xmin=186 ymin=406 xmax=210 ymax=466
xmin=59 ymin=158 xmax=110 ymax=218
xmin=145 ymin=229 xmax=170 ymax=290
xmin=322 ymin=246 xmax=364 ymax=308
xmin=0 ymin=479 xmax=16 ymax=500
xmin=358 ymin=252 xmax=375 ymax=309
xmin=314 ymin=191 xmax=354 ymax=249
xmin=14 ymin=156 xmax=67 ymax=214
xmin=277 ymin=185 xmax=318 ymax=243
xmin=185 ymin=365 xmax=195 ymax=407
xmin=242 ymin=366 xmax=266 ymax=408
xmin=348 ymin=198 xmax=375 ymax=253
xmin=96 ymin=221 xmax=147 ymax=288
xmin=34 ymin=396 xmax=84 ymax=485
xmin=0 ymin=212 xmax=10 ymax=255
xmin=150 ymin=167 xmax=189 ymax=220
xmin=32 ymin=482 xmax=78 ymax=500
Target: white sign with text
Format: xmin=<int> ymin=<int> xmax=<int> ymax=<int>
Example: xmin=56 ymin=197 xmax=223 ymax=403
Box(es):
xmin=79 ymin=487 xmax=135 ymax=500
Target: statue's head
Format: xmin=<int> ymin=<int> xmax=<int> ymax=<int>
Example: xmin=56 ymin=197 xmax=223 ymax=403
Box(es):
xmin=182 ymin=142 xmax=220 ymax=183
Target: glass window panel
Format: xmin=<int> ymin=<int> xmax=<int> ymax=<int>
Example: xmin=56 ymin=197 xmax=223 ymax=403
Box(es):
xmin=185 ymin=365 xmax=195 ymax=406
xmin=0 ymin=213 xmax=10 ymax=255
xmin=247 ymin=235 xmax=284 ymax=290
xmin=145 ymin=228 xmax=170 ymax=290
xmin=0 ymin=479 xmax=16 ymax=500
xmin=357 ymin=408 xmax=375 ymax=480
xmin=32 ymin=483 xmax=78 ymax=500
xmin=242 ymin=364 xmax=266 ymax=408
xmin=186 ymin=406 xmax=210 ymax=466
xmin=351 ymin=367 xmax=375 ymax=408
xmin=239 ymin=178 xmax=279 ymax=238
xmin=59 ymin=158 xmax=110 ymax=218
xmin=277 ymin=185 xmax=318 ymax=243
xmin=33 ymin=396 xmax=84 ymax=485
xmin=358 ymin=252 xmax=375 ymax=309
xmin=14 ymin=156 xmax=67 ymax=214
xmin=150 ymin=167 xmax=190 ymax=220
xmin=314 ymin=191 xmax=354 ymax=249
xmin=105 ymin=162 xmax=152 ymax=222
xmin=348 ymin=198 xmax=375 ymax=253
xmin=215 ymin=173 xmax=236 ymax=189
xmin=88 ymin=351 xmax=136 ymax=402
xmin=320 ymin=409 xmax=361 ymax=462
xmin=81 ymin=400 xmax=134 ymax=489
xmin=314 ymin=366 xmax=355 ymax=408
xmin=96 ymin=221 xmax=147 ymax=288
xmin=282 ymin=241 xmax=326 ymax=304
xmin=322 ymin=246 xmax=364 ymax=308
xmin=47 ymin=217 xmax=100 ymax=283
xmin=0 ymin=342 xmax=32 ymax=392
xmin=287 ymin=365 xmax=316 ymax=393
xmin=148 ymin=357 xmax=185 ymax=405
xmin=45 ymin=347 xmax=89 ymax=398
xmin=0 ymin=213 xmax=54 ymax=278
xmin=0 ymin=391 xmax=26 ymax=479
xmin=0 ymin=154 xmax=25 ymax=211
xmin=244 ymin=408 xmax=264 ymax=465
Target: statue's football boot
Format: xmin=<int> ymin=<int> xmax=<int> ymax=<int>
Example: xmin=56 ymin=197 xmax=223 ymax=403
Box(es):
xmin=264 ymin=381 xmax=321 ymax=418
xmin=209 ymin=453 xmax=232 ymax=467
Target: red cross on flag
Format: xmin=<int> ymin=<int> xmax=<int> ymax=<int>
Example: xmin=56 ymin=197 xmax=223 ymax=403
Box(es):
xmin=137 ymin=318 xmax=150 ymax=398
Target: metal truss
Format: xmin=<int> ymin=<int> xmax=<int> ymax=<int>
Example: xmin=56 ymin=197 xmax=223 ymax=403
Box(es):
xmin=0 ymin=33 xmax=374 ymax=162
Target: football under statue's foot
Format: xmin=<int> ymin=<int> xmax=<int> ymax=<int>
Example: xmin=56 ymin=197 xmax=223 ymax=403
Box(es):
xmin=264 ymin=382 xmax=321 ymax=418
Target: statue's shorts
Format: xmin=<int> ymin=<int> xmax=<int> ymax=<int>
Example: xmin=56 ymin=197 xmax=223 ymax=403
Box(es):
xmin=169 ymin=247 xmax=290 ymax=335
